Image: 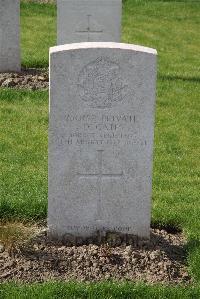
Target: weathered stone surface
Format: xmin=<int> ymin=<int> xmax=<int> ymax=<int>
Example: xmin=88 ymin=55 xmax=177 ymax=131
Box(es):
xmin=48 ymin=42 xmax=157 ymax=240
xmin=0 ymin=0 xmax=20 ymax=72
xmin=57 ymin=0 xmax=122 ymax=44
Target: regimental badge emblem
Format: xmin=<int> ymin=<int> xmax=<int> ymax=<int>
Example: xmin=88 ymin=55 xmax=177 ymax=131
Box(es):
xmin=77 ymin=57 xmax=128 ymax=109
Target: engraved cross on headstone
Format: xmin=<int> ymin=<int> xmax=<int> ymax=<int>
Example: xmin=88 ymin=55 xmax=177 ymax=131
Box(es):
xmin=77 ymin=150 xmax=123 ymax=222
xmin=75 ymin=15 xmax=103 ymax=42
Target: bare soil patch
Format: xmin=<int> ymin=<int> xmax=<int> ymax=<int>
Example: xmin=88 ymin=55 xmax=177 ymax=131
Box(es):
xmin=0 ymin=224 xmax=191 ymax=284
xmin=0 ymin=69 xmax=49 ymax=90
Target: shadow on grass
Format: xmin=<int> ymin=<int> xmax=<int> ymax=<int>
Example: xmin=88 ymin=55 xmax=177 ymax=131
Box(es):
xmin=151 ymin=222 xmax=182 ymax=234
xmin=159 ymin=74 xmax=200 ymax=83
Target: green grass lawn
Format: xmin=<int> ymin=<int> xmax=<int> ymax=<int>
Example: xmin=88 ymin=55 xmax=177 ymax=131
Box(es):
xmin=1 ymin=282 xmax=200 ymax=299
xmin=122 ymin=0 xmax=200 ymax=79
xmin=1 ymin=0 xmax=200 ymax=298
xmin=21 ymin=1 xmax=56 ymax=68
xmin=0 ymin=89 xmax=48 ymax=220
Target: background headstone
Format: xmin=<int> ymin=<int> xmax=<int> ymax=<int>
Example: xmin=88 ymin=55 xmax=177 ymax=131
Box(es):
xmin=57 ymin=0 xmax=122 ymax=44
xmin=0 ymin=0 xmax=20 ymax=72
xmin=48 ymin=42 xmax=157 ymax=240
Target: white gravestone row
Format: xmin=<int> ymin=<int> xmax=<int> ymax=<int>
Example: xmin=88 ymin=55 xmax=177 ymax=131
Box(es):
xmin=57 ymin=0 xmax=122 ymax=44
xmin=0 ymin=0 xmax=122 ymax=72
xmin=48 ymin=42 xmax=157 ymax=240
xmin=0 ymin=0 xmax=21 ymax=72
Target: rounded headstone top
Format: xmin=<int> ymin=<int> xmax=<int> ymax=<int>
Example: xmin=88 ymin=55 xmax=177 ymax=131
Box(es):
xmin=50 ymin=42 xmax=157 ymax=55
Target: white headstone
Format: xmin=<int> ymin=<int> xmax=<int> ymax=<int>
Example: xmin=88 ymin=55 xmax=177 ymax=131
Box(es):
xmin=57 ymin=0 xmax=122 ymax=44
xmin=0 ymin=0 xmax=20 ymax=72
xmin=48 ymin=42 xmax=157 ymax=240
